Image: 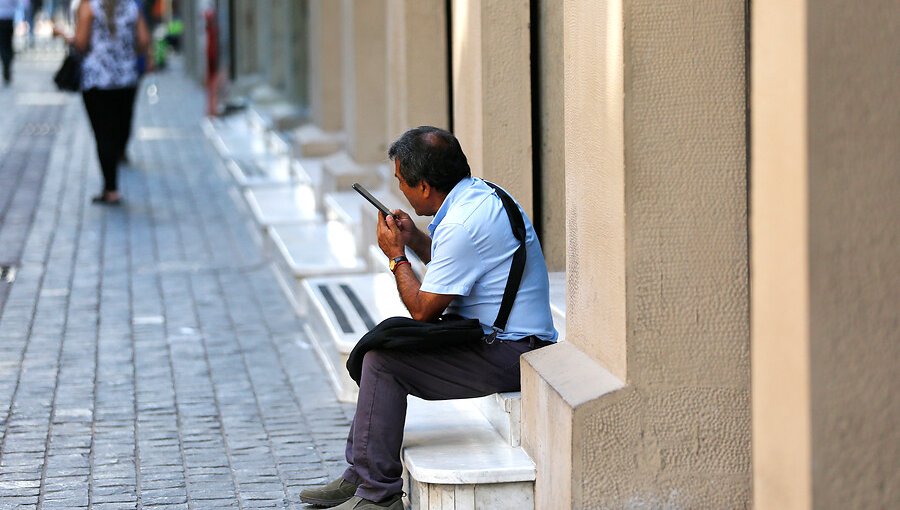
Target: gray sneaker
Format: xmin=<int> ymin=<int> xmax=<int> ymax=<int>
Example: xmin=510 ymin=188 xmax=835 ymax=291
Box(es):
xmin=299 ymin=476 xmax=360 ymax=507
xmin=324 ymin=494 xmax=404 ymax=510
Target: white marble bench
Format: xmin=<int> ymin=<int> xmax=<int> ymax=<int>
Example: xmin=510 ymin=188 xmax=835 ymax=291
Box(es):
xmin=202 ymin=114 xmax=268 ymax=161
xmin=402 ymin=398 xmax=535 ymax=510
xmin=243 ymin=184 xmax=320 ymax=228
xmin=290 ymin=124 xmax=345 ymax=158
xmin=299 ymin=273 xmax=409 ymax=402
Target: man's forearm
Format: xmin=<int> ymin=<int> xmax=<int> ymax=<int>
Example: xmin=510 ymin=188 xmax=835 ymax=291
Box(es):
xmin=393 ymin=264 xmax=432 ymax=321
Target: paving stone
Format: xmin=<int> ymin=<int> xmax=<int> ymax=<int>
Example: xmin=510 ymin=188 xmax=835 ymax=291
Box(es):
xmin=0 ymin=45 xmax=352 ymax=510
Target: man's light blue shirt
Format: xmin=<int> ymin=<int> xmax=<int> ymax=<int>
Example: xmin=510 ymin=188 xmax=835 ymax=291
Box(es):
xmin=420 ymin=177 xmax=558 ymax=342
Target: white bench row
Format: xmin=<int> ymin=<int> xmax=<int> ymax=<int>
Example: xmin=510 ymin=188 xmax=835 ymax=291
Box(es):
xmin=203 ymin=110 xmax=567 ymax=510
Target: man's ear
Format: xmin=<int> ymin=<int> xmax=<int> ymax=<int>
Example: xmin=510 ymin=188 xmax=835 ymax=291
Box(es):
xmin=420 ymin=181 xmax=431 ymax=197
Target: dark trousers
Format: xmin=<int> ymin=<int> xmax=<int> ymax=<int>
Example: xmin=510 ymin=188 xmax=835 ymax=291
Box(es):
xmin=342 ymin=338 xmax=548 ymax=502
xmin=82 ymin=87 xmax=137 ymax=192
xmin=0 ymin=19 xmax=13 ymax=83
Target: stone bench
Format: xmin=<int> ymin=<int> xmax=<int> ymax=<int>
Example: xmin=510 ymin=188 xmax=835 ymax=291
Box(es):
xmin=202 ymin=115 xmax=268 ymax=161
xmin=290 ymin=124 xmax=345 ymax=158
xmin=243 ymin=184 xmax=320 ymax=228
xmin=402 ymin=397 xmax=535 ymax=510
xmin=299 ymin=273 xmax=408 ymax=402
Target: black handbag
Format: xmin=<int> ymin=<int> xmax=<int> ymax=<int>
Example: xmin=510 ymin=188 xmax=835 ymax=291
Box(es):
xmin=54 ymin=48 xmax=82 ymax=92
xmin=346 ymin=182 xmax=529 ymax=384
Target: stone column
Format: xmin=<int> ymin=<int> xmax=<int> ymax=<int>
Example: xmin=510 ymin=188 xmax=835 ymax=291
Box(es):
xmin=521 ymin=0 xmax=751 ymax=508
xmin=286 ymin=0 xmax=310 ymax=107
xmin=534 ymin=0 xmax=565 ymax=271
xmin=269 ymin=0 xmax=290 ymax=92
xmin=451 ymin=0 xmax=533 ymax=216
xmin=233 ymin=0 xmax=259 ymax=78
xmin=752 ymin=1 xmax=900 ymax=509
xmin=308 ymin=0 xmax=343 ymax=132
xmin=341 ymin=0 xmax=388 ymax=164
xmin=385 ymin=0 xmax=448 ymax=139
xmin=255 ymin=0 xmax=274 ymax=84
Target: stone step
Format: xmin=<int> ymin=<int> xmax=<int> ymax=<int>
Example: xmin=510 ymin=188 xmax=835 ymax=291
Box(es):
xmin=247 ymin=100 xmax=306 ymax=132
xmin=242 ymin=184 xmax=320 ymax=228
xmin=548 ymin=271 xmax=566 ymax=341
xmin=322 ymin=151 xmax=386 ymax=191
xmin=226 ymin=153 xmax=299 ymax=188
xmin=473 ymin=392 xmax=522 ymax=448
xmin=290 ymin=124 xmax=344 ymax=158
xmin=203 ymin=115 xmax=268 ymax=161
xmin=403 ymin=398 xmax=535 ymax=510
xmin=299 ymin=273 xmax=408 ymax=402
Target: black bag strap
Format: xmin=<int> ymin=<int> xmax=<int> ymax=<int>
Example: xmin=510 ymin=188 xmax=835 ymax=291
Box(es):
xmin=484 ymin=181 xmax=527 ymax=341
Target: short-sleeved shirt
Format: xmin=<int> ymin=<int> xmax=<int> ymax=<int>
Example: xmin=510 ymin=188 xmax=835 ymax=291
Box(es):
xmin=81 ymin=0 xmax=139 ymax=90
xmin=420 ymin=177 xmax=558 ymax=342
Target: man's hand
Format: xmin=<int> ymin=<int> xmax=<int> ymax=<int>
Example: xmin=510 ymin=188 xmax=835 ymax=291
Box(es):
xmin=377 ymin=211 xmax=407 ymax=259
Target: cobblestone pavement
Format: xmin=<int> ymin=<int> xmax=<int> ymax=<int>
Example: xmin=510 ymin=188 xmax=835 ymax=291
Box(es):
xmin=0 ymin=49 xmax=353 ymax=509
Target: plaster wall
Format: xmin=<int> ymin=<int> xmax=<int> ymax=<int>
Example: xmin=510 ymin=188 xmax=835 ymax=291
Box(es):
xmin=535 ymin=0 xmax=565 ymax=272
xmin=342 ymin=0 xmax=388 ymax=164
xmin=308 ymin=0 xmax=343 ymax=131
xmin=386 ymin=0 xmax=448 ymax=139
xmin=807 ymin=1 xmax=899 ymax=507
xmin=523 ymin=0 xmax=751 ymax=507
xmin=451 ymin=0 xmax=533 ymax=216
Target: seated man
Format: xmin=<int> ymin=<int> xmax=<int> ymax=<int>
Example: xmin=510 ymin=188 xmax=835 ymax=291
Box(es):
xmin=300 ymin=126 xmax=558 ymax=510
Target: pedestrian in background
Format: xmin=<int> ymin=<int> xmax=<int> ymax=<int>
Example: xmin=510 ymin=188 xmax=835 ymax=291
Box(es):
xmin=72 ymin=0 xmax=149 ymax=204
xmin=25 ymin=0 xmax=43 ymax=47
xmin=0 ymin=0 xmax=19 ymax=86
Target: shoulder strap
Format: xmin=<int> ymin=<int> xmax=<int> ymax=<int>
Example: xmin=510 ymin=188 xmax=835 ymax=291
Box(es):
xmin=484 ymin=181 xmax=527 ymax=338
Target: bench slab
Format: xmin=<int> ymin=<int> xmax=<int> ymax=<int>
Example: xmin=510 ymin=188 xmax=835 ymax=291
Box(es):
xmin=403 ymin=398 xmax=535 ymax=485
xmin=243 ymin=185 xmax=320 ymax=226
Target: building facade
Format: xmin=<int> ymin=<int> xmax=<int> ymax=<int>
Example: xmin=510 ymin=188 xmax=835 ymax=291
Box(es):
xmin=179 ymin=1 xmax=899 ymax=508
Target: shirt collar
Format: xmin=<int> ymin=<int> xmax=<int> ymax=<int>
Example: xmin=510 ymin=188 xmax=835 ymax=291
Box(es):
xmin=428 ymin=177 xmax=475 ymax=236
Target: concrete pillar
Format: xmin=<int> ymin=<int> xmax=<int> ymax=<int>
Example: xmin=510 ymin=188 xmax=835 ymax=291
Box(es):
xmin=269 ymin=0 xmax=290 ymax=92
xmin=535 ymin=0 xmax=565 ymax=271
xmin=451 ymin=0 xmax=533 ymax=216
xmin=233 ymin=0 xmax=258 ymax=77
xmin=521 ymin=0 xmax=751 ymax=507
xmin=286 ymin=1 xmax=309 ymax=107
xmin=308 ymin=0 xmax=343 ymax=132
xmin=385 ymin=0 xmax=449 ymax=139
xmin=752 ymin=1 xmax=900 ymax=509
xmin=255 ymin=0 xmax=274 ymax=84
xmin=342 ymin=0 xmax=388 ymax=164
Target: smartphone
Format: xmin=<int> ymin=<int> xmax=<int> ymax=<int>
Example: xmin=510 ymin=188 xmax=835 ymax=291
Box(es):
xmin=352 ymin=183 xmax=393 ymax=218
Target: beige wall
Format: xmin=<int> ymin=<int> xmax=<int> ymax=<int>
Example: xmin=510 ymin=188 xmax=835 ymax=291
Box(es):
xmin=753 ymin=1 xmax=900 ymax=509
xmin=523 ymin=0 xmax=751 ymax=507
xmin=451 ymin=0 xmax=533 ymax=217
xmin=386 ymin=0 xmax=449 ymax=139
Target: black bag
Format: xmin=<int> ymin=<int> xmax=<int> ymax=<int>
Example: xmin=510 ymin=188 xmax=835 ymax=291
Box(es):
xmin=346 ymin=315 xmax=485 ymax=384
xmin=54 ymin=49 xmax=82 ymax=92
xmin=345 ymin=182 xmax=529 ymax=384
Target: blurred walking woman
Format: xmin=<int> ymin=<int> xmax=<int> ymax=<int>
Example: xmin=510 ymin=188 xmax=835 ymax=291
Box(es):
xmin=73 ymin=0 xmax=149 ymax=204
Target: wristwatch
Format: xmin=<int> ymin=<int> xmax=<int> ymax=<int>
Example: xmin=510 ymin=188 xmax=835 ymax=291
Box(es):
xmin=389 ymin=255 xmax=409 ymax=273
